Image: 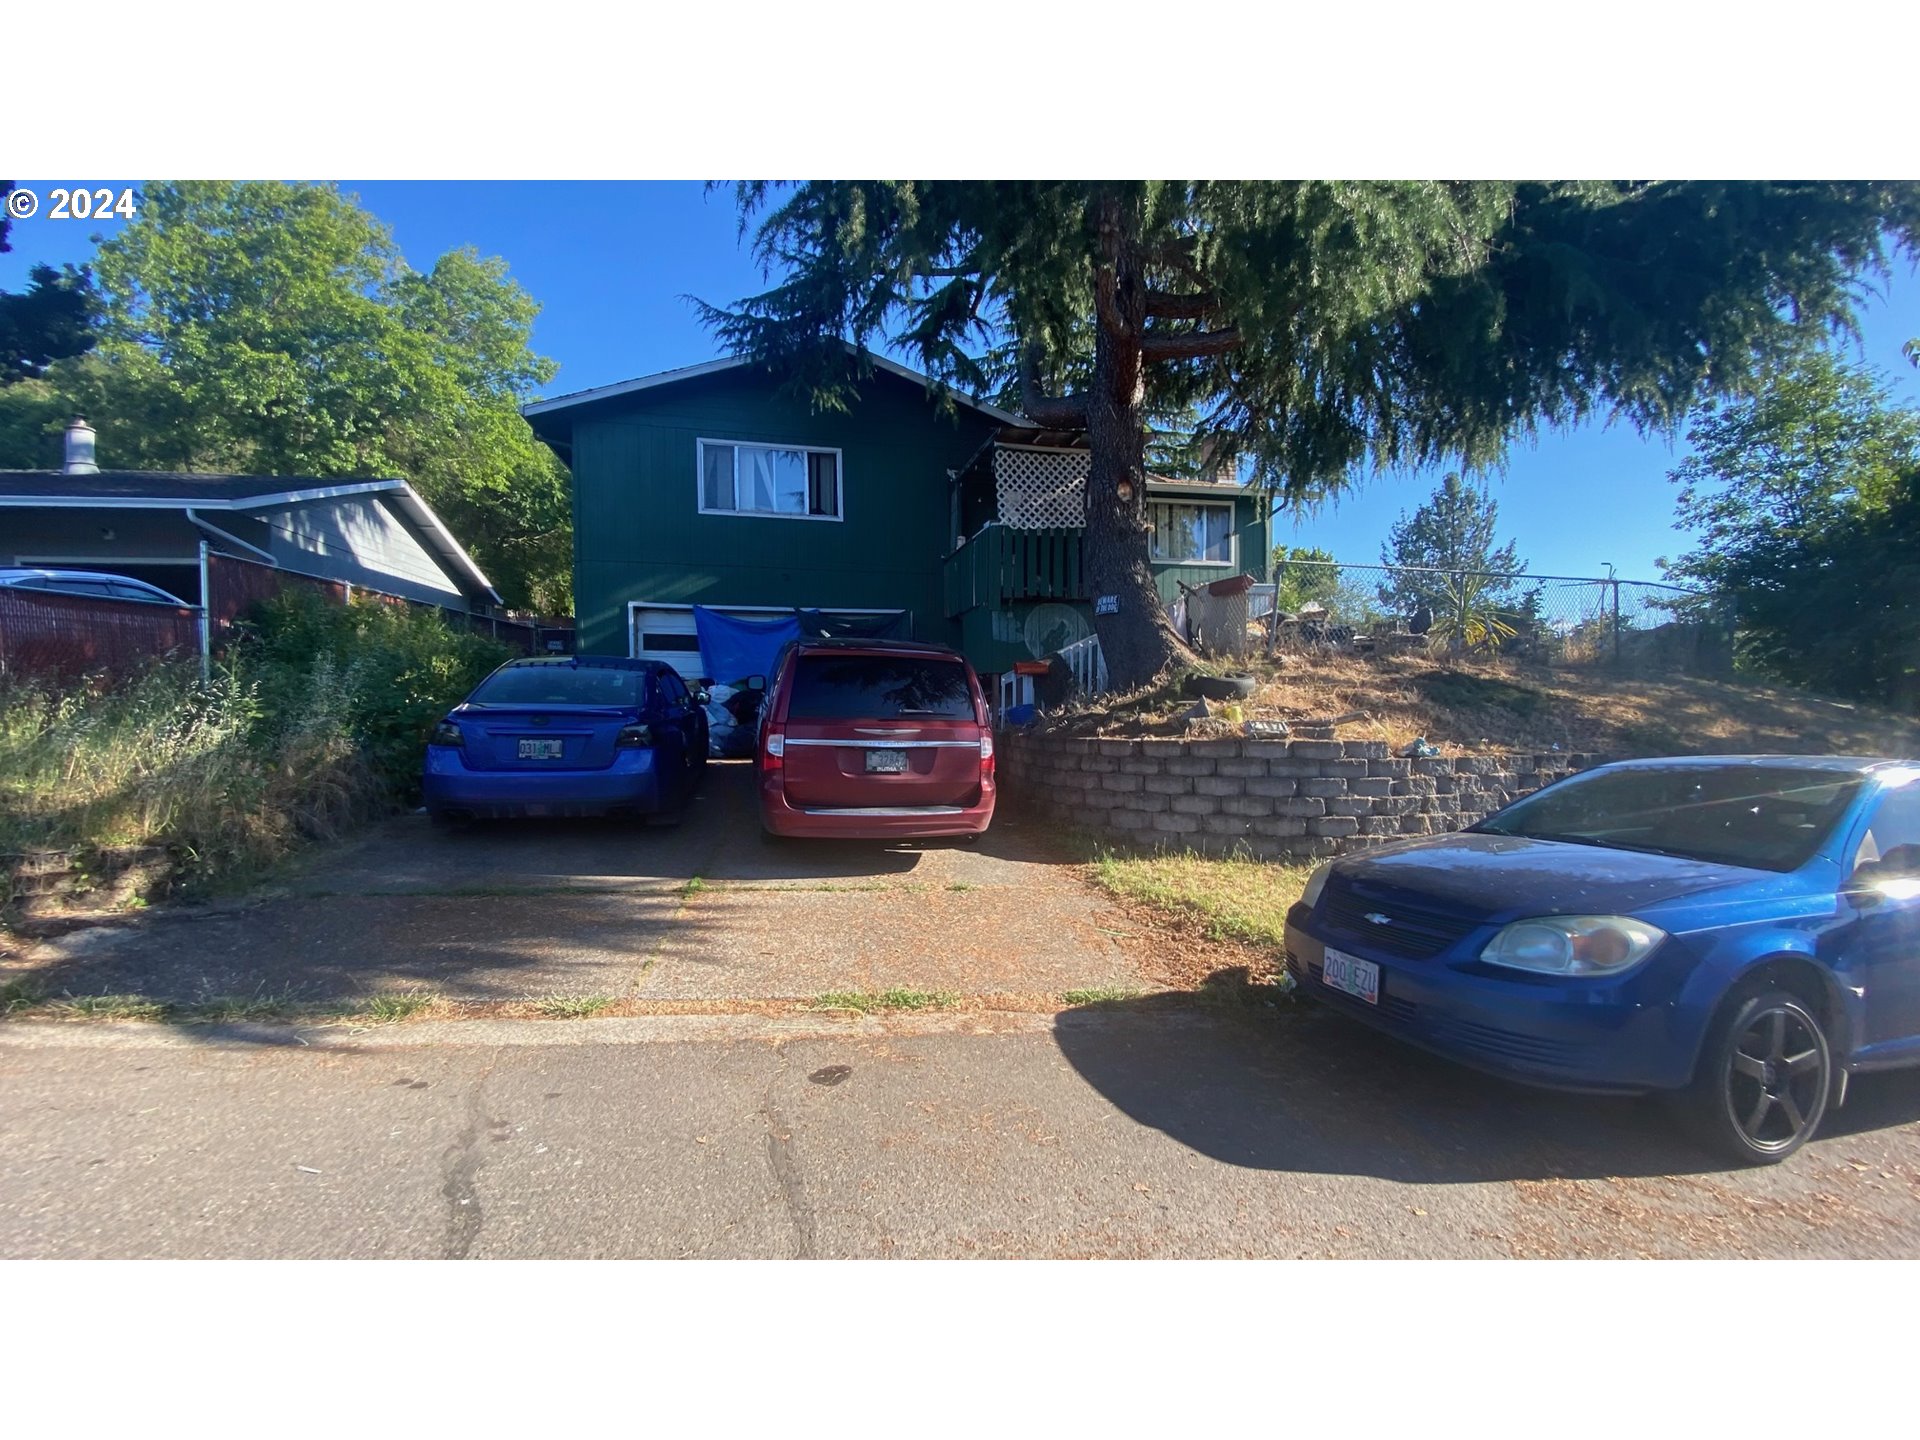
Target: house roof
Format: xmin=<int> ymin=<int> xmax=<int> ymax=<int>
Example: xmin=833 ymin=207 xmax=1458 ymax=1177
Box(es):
xmin=0 ymin=471 xmax=499 ymax=604
xmin=521 ymin=350 xmax=1026 ymax=427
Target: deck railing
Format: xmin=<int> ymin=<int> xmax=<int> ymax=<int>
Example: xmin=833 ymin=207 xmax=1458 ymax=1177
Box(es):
xmin=942 ymin=523 xmax=1088 ymax=617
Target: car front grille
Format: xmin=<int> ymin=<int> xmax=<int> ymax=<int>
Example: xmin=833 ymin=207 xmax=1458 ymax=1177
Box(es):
xmin=1319 ymin=882 xmax=1481 ymax=960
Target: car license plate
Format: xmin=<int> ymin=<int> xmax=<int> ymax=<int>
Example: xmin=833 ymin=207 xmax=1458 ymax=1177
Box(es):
xmin=517 ymin=739 xmax=564 ymax=760
xmin=1321 ymin=946 xmax=1381 ymax=1005
xmin=864 ymin=748 xmax=908 ymax=773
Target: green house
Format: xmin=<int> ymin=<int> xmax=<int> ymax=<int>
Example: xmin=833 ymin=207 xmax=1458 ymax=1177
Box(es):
xmin=524 ymin=355 xmax=1270 ymax=691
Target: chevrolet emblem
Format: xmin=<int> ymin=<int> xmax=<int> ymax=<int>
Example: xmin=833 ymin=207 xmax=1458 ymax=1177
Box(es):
xmin=1364 ymin=912 xmax=1392 ymax=926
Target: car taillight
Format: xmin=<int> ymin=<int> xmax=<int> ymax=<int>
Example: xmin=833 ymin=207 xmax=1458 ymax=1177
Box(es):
xmin=616 ymin=724 xmax=654 ymax=748
xmin=979 ymin=729 xmax=994 ymax=779
xmin=762 ymin=729 xmax=785 ymax=775
xmin=430 ymin=720 xmax=463 ymax=747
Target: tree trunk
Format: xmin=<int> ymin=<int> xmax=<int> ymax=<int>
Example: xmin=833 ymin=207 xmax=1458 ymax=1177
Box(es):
xmin=1082 ymin=194 xmax=1195 ymax=691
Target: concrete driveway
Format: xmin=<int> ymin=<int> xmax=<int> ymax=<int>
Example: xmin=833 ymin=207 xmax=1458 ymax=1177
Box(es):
xmin=9 ymin=761 xmax=1143 ymax=1007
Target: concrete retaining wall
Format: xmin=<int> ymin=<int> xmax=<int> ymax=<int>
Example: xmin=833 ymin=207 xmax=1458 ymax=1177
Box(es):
xmin=999 ymin=730 xmax=1602 ymax=861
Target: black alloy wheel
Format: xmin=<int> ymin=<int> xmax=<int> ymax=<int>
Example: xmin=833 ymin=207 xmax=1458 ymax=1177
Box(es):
xmin=1676 ymin=989 xmax=1832 ymax=1165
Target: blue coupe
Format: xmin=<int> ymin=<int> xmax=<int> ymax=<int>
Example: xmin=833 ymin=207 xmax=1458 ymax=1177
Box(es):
xmin=1283 ymin=755 xmax=1920 ymax=1164
xmin=422 ymin=657 xmax=708 ymax=824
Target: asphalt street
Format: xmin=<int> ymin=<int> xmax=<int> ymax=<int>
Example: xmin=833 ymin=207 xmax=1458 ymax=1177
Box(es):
xmin=5 ymin=1005 xmax=1918 ymax=1258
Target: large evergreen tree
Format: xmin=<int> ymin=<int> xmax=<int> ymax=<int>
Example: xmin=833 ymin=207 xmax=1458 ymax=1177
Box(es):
xmin=0 ymin=183 xmax=98 ymax=385
xmin=702 ymin=181 xmax=1920 ymax=688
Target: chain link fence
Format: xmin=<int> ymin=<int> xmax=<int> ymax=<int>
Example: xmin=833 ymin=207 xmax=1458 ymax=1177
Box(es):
xmin=1268 ymin=559 xmax=1731 ymax=676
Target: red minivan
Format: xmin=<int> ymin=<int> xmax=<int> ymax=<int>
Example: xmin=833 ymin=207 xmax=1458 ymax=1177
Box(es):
xmin=756 ymin=639 xmax=995 ymax=840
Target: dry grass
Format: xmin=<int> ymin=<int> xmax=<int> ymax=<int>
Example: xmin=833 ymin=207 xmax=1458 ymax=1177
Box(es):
xmin=1049 ymin=651 xmax=1920 ymax=760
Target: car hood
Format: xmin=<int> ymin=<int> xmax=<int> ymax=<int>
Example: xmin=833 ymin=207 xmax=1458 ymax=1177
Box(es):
xmin=1330 ymin=832 xmax=1780 ymax=921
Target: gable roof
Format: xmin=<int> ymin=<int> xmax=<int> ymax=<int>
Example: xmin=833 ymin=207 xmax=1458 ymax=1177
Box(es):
xmin=0 ymin=471 xmax=498 ymax=603
xmin=521 ymin=351 xmax=1025 ymax=427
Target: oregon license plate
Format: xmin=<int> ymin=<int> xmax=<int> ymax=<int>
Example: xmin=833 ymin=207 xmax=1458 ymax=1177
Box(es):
xmin=517 ymin=739 xmax=564 ymax=759
xmin=864 ymin=748 xmax=909 ymax=773
xmin=1321 ymin=946 xmax=1381 ymax=1005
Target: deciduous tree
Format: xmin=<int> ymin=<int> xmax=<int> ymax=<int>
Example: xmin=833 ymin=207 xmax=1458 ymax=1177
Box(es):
xmin=0 ymin=182 xmax=570 ymax=610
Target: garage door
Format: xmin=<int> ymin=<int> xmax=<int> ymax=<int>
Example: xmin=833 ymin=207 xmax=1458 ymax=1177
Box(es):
xmin=630 ymin=605 xmax=710 ymax=679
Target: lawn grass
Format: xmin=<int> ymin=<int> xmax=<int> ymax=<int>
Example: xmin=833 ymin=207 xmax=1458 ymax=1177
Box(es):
xmin=808 ymin=988 xmax=960 ymax=1014
xmin=1088 ymin=849 xmax=1315 ymax=951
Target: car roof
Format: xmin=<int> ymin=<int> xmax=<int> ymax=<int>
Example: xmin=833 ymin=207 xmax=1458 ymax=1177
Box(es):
xmin=789 ymin=637 xmax=965 ymax=658
xmin=1596 ymin=754 xmax=1912 ymax=775
xmin=0 ymin=566 xmax=165 ymax=587
xmin=499 ymin=654 xmax=663 ymax=671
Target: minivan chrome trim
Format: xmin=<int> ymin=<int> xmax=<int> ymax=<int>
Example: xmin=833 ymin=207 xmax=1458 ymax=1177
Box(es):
xmin=784 ymin=738 xmax=978 ymax=749
xmin=799 ymin=806 xmax=967 ymax=816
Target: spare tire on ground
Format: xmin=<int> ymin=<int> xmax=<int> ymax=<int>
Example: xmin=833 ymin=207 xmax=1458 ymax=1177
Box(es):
xmin=1182 ymin=673 xmax=1256 ymax=701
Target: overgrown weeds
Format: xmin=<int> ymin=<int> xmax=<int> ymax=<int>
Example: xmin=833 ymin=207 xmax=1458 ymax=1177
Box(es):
xmin=2 ymin=589 xmax=508 ymax=905
xmin=362 ymin=990 xmax=441 ymax=1023
xmin=808 ymin=988 xmax=959 ymax=1014
xmin=534 ymin=994 xmax=614 ymax=1018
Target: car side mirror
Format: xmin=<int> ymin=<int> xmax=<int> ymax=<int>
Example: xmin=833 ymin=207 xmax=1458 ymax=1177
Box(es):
xmin=1844 ymin=866 xmax=1920 ymax=907
xmin=694 ymin=689 xmax=711 ymax=706
xmin=743 ymin=674 xmax=766 ymax=692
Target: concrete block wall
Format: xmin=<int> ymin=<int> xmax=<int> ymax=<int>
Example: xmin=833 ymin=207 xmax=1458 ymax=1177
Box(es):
xmin=998 ymin=732 xmax=1601 ymax=862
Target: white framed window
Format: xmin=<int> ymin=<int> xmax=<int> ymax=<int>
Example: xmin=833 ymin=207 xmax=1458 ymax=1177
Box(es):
xmin=697 ymin=438 xmax=843 ymax=521
xmin=1149 ymin=500 xmax=1234 ymax=566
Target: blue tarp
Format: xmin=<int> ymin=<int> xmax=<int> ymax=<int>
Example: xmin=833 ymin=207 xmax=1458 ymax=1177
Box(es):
xmin=692 ymin=606 xmax=802 ymax=684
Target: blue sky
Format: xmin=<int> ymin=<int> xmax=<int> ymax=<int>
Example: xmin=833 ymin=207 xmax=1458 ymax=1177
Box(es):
xmin=6 ymin=179 xmax=1917 ymax=583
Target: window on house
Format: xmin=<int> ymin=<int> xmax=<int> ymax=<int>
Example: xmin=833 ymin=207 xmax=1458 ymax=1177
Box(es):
xmin=1149 ymin=501 xmax=1233 ymax=564
xmin=698 ymin=440 xmax=842 ymax=520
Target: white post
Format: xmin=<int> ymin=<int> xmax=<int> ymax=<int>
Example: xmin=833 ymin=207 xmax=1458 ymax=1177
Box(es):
xmin=196 ymin=540 xmax=211 ymax=682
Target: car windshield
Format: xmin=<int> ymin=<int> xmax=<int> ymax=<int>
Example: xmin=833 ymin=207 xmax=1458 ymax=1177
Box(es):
xmin=468 ymin=665 xmax=646 ymax=707
xmin=1473 ymin=764 xmax=1865 ymax=872
xmin=787 ymin=655 xmax=974 ymax=721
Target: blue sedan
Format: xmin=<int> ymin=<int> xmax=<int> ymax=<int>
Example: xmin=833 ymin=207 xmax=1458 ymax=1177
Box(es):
xmin=423 ymin=657 xmax=708 ymax=824
xmin=1283 ymin=755 xmax=1920 ymax=1164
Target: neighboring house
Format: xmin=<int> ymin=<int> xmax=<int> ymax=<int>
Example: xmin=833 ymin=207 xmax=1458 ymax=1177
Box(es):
xmin=523 ymin=355 xmax=1270 ymax=687
xmin=0 ymin=418 xmax=502 ymax=611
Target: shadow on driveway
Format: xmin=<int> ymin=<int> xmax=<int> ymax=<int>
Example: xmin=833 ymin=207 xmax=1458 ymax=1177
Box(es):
xmin=1053 ymin=983 xmax=1920 ymax=1184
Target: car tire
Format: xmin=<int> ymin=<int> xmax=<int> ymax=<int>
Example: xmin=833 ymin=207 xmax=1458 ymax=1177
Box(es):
xmin=1671 ymin=986 xmax=1833 ymax=1166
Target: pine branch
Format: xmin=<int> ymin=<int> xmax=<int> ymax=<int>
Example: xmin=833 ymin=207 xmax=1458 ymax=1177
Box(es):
xmin=1143 ymin=288 xmax=1218 ymax=320
xmin=1141 ymin=328 xmax=1242 ymax=361
xmin=1018 ymin=339 xmax=1089 ymax=427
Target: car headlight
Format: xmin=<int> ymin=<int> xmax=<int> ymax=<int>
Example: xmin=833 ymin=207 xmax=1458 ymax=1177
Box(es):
xmin=1298 ymin=862 xmax=1334 ymax=912
xmin=1480 ymin=915 xmax=1666 ymax=976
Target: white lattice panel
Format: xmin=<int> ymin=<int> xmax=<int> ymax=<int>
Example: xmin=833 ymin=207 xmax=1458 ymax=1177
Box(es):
xmin=995 ymin=446 xmax=1088 ymax=529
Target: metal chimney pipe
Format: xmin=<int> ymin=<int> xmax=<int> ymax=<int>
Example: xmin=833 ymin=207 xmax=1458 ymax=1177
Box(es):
xmin=64 ymin=415 xmax=99 ymax=475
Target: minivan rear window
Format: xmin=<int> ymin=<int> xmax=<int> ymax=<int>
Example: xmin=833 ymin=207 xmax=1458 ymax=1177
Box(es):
xmin=787 ymin=655 xmax=974 ymax=721
xmin=470 ymin=665 xmax=647 ymax=707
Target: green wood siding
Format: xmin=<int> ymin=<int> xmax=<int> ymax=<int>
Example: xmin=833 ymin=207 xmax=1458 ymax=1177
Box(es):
xmin=565 ymin=369 xmax=998 ymax=655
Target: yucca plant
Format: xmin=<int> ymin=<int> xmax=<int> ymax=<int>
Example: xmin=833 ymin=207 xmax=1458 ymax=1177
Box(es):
xmin=1426 ymin=573 xmax=1520 ymax=656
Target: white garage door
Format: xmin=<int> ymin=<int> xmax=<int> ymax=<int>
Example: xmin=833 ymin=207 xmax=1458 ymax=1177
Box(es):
xmin=630 ymin=605 xmax=711 ymax=680
xmin=629 ymin=603 xmax=910 ymax=682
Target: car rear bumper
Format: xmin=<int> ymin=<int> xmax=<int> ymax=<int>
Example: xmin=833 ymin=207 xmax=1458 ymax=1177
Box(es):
xmin=759 ymin=776 xmax=994 ymax=839
xmin=422 ymin=745 xmax=666 ymax=818
xmin=1284 ymin=904 xmax=1697 ymax=1094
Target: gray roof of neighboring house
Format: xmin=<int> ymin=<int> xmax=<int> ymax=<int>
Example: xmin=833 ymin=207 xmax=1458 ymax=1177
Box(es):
xmin=0 ymin=471 xmax=498 ymax=603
